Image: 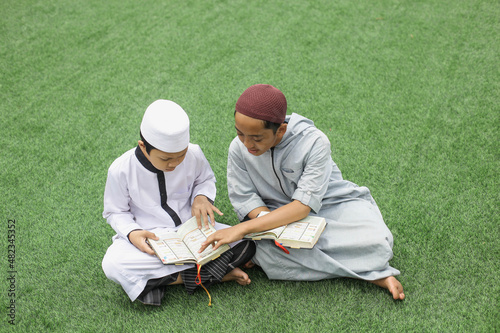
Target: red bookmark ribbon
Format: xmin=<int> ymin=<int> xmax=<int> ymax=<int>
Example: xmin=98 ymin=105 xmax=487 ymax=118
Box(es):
xmin=274 ymin=240 xmax=290 ymax=254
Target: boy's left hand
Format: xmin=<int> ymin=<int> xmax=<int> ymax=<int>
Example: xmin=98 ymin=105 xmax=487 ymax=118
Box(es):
xmin=192 ymin=195 xmax=223 ymax=229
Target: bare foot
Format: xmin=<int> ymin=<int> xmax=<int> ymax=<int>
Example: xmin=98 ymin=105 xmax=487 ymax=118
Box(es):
xmin=243 ymin=260 xmax=255 ymax=269
xmin=370 ymin=276 xmax=405 ymax=300
xmin=222 ymin=267 xmax=251 ymax=285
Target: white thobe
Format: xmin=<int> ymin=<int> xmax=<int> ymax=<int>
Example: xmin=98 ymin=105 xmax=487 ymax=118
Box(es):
xmin=102 ymin=144 xmax=232 ymax=301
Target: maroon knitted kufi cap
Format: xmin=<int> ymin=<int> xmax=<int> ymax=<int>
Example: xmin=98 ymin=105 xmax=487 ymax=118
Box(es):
xmin=235 ymin=84 xmax=287 ymax=124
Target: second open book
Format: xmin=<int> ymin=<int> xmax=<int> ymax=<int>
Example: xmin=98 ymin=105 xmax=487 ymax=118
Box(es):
xmin=244 ymin=212 xmax=326 ymax=249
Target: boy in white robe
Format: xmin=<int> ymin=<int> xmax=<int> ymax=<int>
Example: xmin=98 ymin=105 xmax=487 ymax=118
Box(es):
xmin=102 ymin=100 xmax=255 ymax=305
xmin=201 ymin=85 xmax=404 ymax=300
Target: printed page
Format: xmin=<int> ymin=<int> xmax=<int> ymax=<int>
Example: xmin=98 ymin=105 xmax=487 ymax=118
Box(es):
xmin=151 ymin=232 xmax=195 ymax=263
xmin=175 ymin=216 xmax=201 ymax=237
xmin=278 ymin=222 xmax=309 ymax=241
xmin=298 ymin=223 xmax=319 ymax=242
xmin=278 ymin=216 xmax=326 ymax=248
xmin=181 ymin=227 xmax=217 ymax=261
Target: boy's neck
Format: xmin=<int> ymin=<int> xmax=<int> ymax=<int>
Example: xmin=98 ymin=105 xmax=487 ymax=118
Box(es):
xmin=135 ymin=146 xmax=160 ymax=173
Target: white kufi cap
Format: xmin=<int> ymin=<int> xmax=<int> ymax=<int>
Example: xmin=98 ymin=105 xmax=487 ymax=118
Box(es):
xmin=140 ymin=100 xmax=190 ymax=152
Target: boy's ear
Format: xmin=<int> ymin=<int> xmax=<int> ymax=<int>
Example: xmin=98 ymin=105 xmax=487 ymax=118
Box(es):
xmin=277 ymin=123 xmax=288 ymax=137
xmin=138 ymin=140 xmax=148 ymax=156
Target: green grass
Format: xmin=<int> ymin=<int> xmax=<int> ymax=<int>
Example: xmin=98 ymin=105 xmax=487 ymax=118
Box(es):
xmin=1 ymin=0 xmax=498 ymax=331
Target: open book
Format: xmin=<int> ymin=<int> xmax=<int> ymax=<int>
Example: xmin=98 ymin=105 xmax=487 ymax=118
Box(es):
xmin=244 ymin=213 xmax=326 ymax=249
xmin=147 ymin=216 xmax=230 ymax=266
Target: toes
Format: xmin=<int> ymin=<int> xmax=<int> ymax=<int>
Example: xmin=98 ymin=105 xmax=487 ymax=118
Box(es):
xmin=243 ymin=261 xmax=255 ymax=269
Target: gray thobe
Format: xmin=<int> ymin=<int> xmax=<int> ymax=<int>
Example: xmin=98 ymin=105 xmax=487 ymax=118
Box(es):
xmin=227 ymin=113 xmax=400 ymax=281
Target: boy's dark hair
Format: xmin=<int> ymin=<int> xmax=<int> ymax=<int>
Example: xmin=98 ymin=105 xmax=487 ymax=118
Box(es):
xmin=234 ymin=110 xmax=282 ymax=134
xmin=139 ymin=132 xmax=158 ymax=154
xmin=263 ymin=120 xmax=282 ymax=134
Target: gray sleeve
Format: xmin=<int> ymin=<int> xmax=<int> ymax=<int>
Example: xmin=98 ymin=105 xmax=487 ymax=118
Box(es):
xmin=227 ymin=139 xmax=266 ymax=220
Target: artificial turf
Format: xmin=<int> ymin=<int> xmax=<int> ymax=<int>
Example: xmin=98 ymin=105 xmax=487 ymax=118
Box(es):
xmin=1 ymin=0 xmax=498 ymax=331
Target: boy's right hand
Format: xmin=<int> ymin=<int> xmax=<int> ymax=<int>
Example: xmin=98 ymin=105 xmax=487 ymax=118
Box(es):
xmin=128 ymin=230 xmax=158 ymax=256
xmin=199 ymin=224 xmax=246 ymax=253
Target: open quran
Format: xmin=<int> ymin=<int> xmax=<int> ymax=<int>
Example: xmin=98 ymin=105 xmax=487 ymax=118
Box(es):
xmin=147 ymin=216 xmax=230 ymax=265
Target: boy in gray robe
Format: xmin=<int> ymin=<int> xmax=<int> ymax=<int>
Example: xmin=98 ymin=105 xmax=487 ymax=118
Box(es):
xmin=201 ymin=84 xmax=404 ymax=300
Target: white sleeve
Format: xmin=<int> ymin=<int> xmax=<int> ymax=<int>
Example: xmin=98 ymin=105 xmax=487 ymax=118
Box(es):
xmin=102 ymin=162 xmax=142 ymax=241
